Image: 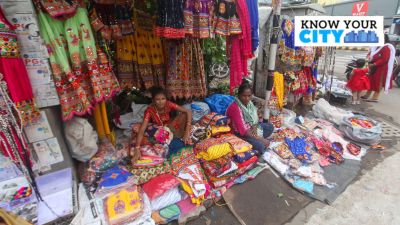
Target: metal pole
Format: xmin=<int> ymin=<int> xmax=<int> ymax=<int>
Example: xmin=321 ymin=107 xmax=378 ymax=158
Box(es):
xmin=263 ymin=0 xmax=282 ymax=123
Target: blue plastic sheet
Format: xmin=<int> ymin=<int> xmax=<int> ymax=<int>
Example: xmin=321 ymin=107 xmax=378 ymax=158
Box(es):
xmin=204 ymin=94 xmax=234 ymax=115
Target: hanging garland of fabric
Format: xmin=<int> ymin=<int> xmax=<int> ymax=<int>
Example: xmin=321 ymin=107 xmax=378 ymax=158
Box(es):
xmin=0 ymin=73 xmax=42 ymax=201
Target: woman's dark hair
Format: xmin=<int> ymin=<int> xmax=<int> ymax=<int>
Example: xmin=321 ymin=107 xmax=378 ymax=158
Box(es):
xmin=396 ymin=49 xmax=400 ymax=57
xmin=238 ymin=79 xmax=252 ymax=95
xmin=149 ymin=86 xmax=167 ymax=99
xmin=384 ymin=34 xmax=390 ymax=43
xmin=355 ymin=58 xmax=366 ymax=68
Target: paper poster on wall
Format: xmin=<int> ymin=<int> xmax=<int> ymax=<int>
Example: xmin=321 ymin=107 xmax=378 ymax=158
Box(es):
xmin=24 ymin=111 xmax=54 ymax=143
xmin=0 ymin=1 xmax=34 ymax=15
xmin=32 ymin=138 xmax=63 ymax=168
xmin=8 ymin=14 xmax=42 ymax=52
xmin=23 ymin=53 xmax=52 ymax=85
xmin=33 ymin=84 xmax=60 ymax=108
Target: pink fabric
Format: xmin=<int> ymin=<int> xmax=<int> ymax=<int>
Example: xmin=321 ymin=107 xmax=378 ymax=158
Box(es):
xmin=229 ymin=0 xmax=253 ymax=94
xmin=226 ymin=102 xmax=250 ymax=136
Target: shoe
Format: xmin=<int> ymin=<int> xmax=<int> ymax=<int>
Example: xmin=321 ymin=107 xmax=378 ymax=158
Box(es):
xmin=356 ymin=101 xmax=361 ymax=105
xmin=366 ymin=99 xmax=378 ymax=102
xmin=361 ymin=96 xmax=369 ymax=100
xmin=351 ymin=101 xmax=356 ymax=105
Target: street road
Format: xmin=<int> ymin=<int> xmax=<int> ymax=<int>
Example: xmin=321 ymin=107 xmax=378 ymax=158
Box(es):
xmin=331 ymin=49 xmax=368 ymax=77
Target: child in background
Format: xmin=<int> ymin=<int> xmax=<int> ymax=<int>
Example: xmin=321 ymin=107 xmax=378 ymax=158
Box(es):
xmin=346 ymin=59 xmax=370 ymax=105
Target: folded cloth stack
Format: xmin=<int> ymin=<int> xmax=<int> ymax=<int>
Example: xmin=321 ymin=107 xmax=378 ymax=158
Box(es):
xmin=169 ymin=147 xmax=209 ymax=205
xmin=196 ymin=135 xmax=259 ymax=188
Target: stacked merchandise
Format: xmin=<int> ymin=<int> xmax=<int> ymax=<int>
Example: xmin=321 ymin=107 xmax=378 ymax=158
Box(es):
xmin=195 ymin=113 xmax=260 ymax=193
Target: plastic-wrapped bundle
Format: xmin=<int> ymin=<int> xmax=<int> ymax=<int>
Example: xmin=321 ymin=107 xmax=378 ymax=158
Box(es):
xmin=339 ymin=115 xmax=382 ymax=145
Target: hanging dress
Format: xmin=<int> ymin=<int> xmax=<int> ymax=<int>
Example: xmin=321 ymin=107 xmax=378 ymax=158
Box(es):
xmin=155 ymin=0 xmax=186 ymax=38
xmin=116 ymin=11 xmax=165 ymax=89
xmin=0 ymin=7 xmax=40 ymax=124
xmin=164 ymin=38 xmax=207 ymax=99
xmin=212 ymin=0 xmax=242 ymax=36
xmin=184 ymin=0 xmax=214 ymax=38
xmin=37 ymin=3 xmax=120 ymax=121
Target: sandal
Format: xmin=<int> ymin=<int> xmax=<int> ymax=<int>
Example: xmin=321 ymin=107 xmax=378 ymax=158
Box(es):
xmin=347 ymin=143 xmax=361 ymax=156
xmin=366 ymin=99 xmax=378 ymax=102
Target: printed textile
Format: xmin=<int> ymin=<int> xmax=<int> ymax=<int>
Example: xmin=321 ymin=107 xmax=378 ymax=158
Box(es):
xmin=195 ymin=138 xmax=232 ymax=161
xmin=116 ymin=26 xmax=165 ymax=89
xmin=87 ymin=138 xmax=129 ymax=173
xmin=155 ymin=0 xmax=186 ymax=38
xmin=164 ymin=38 xmax=207 ymax=99
xmin=37 ymin=7 xmax=120 ymax=121
xmin=130 ymin=161 xmax=171 ymax=185
xmin=201 ymin=152 xmax=234 ymax=177
xmin=233 ymin=149 xmax=258 ymax=163
xmin=38 ymin=8 xmax=119 ymax=120
xmin=212 ymin=0 xmax=242 ymax=36
xmin=96 ymin=165 xmax=135 ymax=197
xmin=200 ymin=112 xmax=230 ymax=127
xmin=221 ymin=134 xmax=252 ymax=154
xmin=169 ymin=146 xmax=199 ymax=174
xmin=184 ymin=0 xmax=213 ymax=38
xmin=103 ymin=186 xmax=144 ymax=225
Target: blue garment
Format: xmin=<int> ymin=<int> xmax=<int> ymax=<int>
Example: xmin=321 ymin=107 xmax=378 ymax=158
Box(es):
xmin=246 ymin=0 xmax=259 ymax=52
xmin=239 ymin=122 xmax=274 ymax=154
xmin=204 ymin=94 xmax=234 ymax=115
xmin=259 ymin=122 xmax=274 ymax=138
xmin=98 ymin=165 xmax=133 ymax=189
xmin=285 ymin=137 xmax=311 ymax=163
xmin=168 ymin=138 xmax=185 ymax=156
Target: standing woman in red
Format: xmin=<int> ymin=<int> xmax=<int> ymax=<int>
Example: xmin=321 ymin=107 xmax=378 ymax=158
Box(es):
xmin=362 ymin=34 xmax=396 ymax=102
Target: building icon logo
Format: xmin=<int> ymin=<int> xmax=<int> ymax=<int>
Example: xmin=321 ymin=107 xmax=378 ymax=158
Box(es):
xmin=344 ymin=30 xmax=379 ymax=43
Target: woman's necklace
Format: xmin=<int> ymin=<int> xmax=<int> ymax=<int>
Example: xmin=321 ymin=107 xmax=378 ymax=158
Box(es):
xmin=154 ymin=106 xmax=165 ymax=127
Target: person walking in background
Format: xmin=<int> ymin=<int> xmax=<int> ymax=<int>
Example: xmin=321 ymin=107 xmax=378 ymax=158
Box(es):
xmin=362 ymin=34 xmax=396 ymax=102
xmin=346 ymin=59 xmax=370 ymax=105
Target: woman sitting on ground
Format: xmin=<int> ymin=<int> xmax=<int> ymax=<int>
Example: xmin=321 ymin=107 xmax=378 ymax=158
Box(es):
xmin=131 ymin=87 xmax=192 ymax=163
xmin=226 ymin=81 xmax=274 ymax=153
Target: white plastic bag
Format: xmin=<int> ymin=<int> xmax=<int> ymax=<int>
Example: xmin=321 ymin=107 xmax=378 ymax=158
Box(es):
xmin=312 ymin=98 xmax=353 ymax=125
xmin=64 ymin=117 xmax=98 ymax=162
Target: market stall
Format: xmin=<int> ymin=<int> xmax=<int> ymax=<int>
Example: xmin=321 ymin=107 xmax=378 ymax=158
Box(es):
xmin=0 ymin=0 xmax=387 ymax=225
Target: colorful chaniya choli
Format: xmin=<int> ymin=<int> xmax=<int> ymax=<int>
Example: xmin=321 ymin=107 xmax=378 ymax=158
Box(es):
xmin=164 ymin=38 xmax=207 ymax=100
xmin=0 ymin=7 xmax=40 ymax=124
xmin=184 ymin=0 xmax=214 ymax=38
xmin=37 ymin=6 xmax=120 ymax=121
xmin=116 ymin=11 xmax=165 ymax=90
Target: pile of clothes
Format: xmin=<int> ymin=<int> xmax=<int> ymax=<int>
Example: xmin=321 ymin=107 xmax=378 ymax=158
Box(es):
xmin=194 ymin=114 xmax=259 ymax=191
xmin=75 ymin=95 xmax=267 ymax=225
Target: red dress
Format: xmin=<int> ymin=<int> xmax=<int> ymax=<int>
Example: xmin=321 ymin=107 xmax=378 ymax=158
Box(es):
xmin=369 ymin=45 xmax=392 ymax=91
xmin=143 ymin=101 xmax=178 ymax=126
xmin=0 ymin=7 xmax=39 ymax=123
xmin=347 ymin=68 xmax=370 ymax=91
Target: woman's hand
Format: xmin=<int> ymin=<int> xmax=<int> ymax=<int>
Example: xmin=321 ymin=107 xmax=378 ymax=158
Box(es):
xmin=130 ymin=146 xmax=141 ymax=165
xmin=183 ymin=133 xmax=192 ymax=145
xmin=262 ymin=139 xmax=270 ymax=147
